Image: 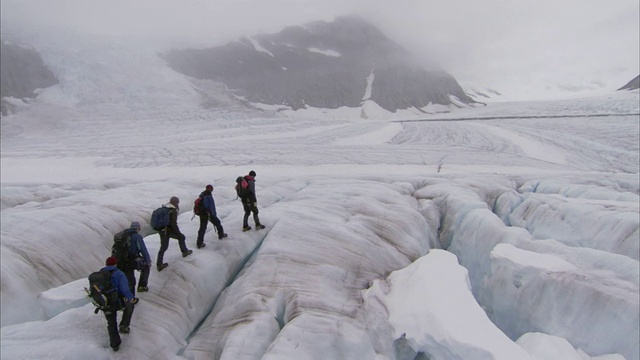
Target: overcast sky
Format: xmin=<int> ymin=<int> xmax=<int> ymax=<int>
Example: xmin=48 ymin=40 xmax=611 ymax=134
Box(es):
xmin=2 ymin=0 xmax=639 ymax=97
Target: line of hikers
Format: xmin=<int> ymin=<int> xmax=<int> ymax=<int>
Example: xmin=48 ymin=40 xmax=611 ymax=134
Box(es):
xmin=87 ymin=170 xmax=265 ymax=351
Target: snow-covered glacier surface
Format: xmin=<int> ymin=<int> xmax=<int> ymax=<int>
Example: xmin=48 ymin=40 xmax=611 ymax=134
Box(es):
xmin=1 ymin=25 xmax=639 ymax=360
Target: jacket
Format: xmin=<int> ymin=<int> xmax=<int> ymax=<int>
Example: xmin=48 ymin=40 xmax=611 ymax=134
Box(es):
xmin=199 ymin=190 xmax=218 ymax=217
xmin=244 ymin=175 xmax=257 ymax=203
xmin=101 ymin=265 xmax=134 ymax=301
xmin=129 ymin=230 xmax=151 ymax=264
xmin=165 ymin=203 xmax=182 ymax=234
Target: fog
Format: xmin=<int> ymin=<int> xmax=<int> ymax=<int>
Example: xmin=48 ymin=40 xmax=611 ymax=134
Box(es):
xmin=1 ymin=0 xmax=639 ymax=100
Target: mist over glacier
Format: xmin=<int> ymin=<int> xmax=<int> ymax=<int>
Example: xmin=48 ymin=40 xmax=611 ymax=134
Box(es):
xmin=1 ymin=4 xmax=639 ymax=360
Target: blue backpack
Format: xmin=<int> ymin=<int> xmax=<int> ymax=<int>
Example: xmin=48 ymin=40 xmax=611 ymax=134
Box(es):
xmin=150 ymin=205 xmax=171 ymax=231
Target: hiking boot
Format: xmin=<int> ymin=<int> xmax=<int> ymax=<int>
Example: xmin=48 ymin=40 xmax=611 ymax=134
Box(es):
xmin=242 ymin=226 xmax=252 ymax=232
xmin=255 ymin=224 xmax=266 ymax=230
xmin=112 ymin=345 xmax=120 ymax=352
xmin=137 ymin=286 xmax=149 ymax=293
xmin=119 ymin=326 xmax=130 ymax=334
xmin=157 ymin=263 xmax=168 ymax=272
xmin=218 ymin=233 xmax=228 ymax=239
xmin=182 ymin=250 xmax=193 ymax=257
xmin=197 ymin=243 xmax=206 ymax=249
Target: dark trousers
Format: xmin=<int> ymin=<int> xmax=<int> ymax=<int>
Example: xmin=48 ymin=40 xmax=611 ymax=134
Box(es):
xmin=197 ymin=214 xmax=225 ymax=245
xmin=156 ymin=230 xmax=188 ymax=266
xmin=122 ymin=266 xmax=150 ymax=295
xmin=104 ymin=304 xmax=133 ymax=349
xmin=242 ymin=202 xmax=261 ymax=228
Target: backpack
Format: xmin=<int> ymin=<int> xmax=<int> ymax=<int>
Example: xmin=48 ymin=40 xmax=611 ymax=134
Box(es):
xmin=193 ymin=196 xmax=205 ymax=216
xmin=111 ymin=229 xmax=133 ymax=268
xmin=235 ymin=176 xmax=250 ymax=200
xmin=150 ymin=205 xmax=171 ymax=231
xmin=86 ymin=269 xmax=120 ymax=314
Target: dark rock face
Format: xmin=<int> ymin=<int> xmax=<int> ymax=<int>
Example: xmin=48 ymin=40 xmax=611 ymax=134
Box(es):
xmin=163 ymin=16 xmax=473 ymax=112
xmin=618 ymin=75 xmax=639 ymax=91
xmin=1 ymin=40 xmax=58 ymax=116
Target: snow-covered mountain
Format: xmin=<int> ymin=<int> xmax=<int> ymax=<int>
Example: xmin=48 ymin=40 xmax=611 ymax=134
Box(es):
xmin=619 ymin=75 xmax=640 ymax=91
xmin=0 ymin=40 xmax=58 ymax=116
xmin=0 ymin=23 xmax=474 ymax=121
xmin=162 ymin=16 xmax=475 ymax=114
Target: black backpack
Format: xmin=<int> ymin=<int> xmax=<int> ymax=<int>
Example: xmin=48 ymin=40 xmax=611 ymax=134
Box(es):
xmin=235 ymin=176 xmax=250 ymax=200
xmin=86 ymin=269 xmax=120 ymax=314
xmin=111 ymin=229 xmax=133 ymax=268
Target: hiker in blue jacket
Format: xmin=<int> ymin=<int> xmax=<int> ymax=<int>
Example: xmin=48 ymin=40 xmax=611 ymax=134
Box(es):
xmin=122 ymin=221 xmax=151 ymax=293
xmin=101 ymin=256 xmax=138 ymax=351
xmin=196 ymin=185 xmax=227 ymax=249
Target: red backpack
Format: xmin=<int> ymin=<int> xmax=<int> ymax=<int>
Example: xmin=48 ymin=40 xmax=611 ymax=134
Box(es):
xmin=235 ymin=176 xmax=250 ymax=200
xmin=193 ymin=196 xmax=204 ymax=215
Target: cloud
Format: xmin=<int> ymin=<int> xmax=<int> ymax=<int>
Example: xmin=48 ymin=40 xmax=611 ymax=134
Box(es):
xmin=359 ymin=0 xmax=639 ymax=90
xmin=1 ymin=0 xmax=361 ymax=46
xmin=2 ymin=0 xmax=638 ymax=99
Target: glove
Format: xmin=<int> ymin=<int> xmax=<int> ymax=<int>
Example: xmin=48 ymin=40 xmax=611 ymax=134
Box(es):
xmin=125 ymin=297 xmax=139 ymax=308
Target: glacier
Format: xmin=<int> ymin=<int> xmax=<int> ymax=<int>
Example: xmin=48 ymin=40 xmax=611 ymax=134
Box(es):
xmin=1 ymin=18 xmax=639 ymax=360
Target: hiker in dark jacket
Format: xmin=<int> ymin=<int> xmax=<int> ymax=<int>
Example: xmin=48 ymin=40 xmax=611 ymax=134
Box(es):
xmin=196 ymin=185 xmax=227 ymax=248
xmin=156 ymin=196 xmax=192 ymax=272
xmin=117 ymin=221 xmax=151 ymax=294
xmin=102 ymin=256 xmax=138 ymax=351
xmin=241 ymin=170 xmax=265 ymax=231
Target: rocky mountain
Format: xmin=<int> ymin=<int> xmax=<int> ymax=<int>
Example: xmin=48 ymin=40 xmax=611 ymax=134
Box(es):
xmin=163 ymin=16 xmax=474 ymax=113
xmin=1 ymin=40 xmax=58 ymax=116
xmin=618 ymin=75 xmax=639 ymax=91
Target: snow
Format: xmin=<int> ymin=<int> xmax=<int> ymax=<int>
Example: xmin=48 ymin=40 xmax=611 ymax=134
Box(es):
xmin=331 ymin=123 xmax=402 ymax=146
xmin=249 ymin=37 xmax=275 ymax=57
xmin=363 ymin=69 xmax=374 ymax=101
xmin=307 ymin=47 xmax=342 ymax=57
xmin=515 ymin=332 xmax=622 ymax=360
xmin=365 ymin=249 xmax=533 ymax=360
xmin=1 ymin=24 xmax=639 ymax=360
xmin=470 ymin=123 xmax=568 ymax=165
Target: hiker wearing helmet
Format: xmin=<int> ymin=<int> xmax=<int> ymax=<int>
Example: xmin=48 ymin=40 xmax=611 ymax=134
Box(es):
xmin=196 ymin=184 xmax=228 ymax=249
xmin=156 ymin=196 xmax=192 ymax=272
xmin=237 ymin=170 xmax=265 ymax=231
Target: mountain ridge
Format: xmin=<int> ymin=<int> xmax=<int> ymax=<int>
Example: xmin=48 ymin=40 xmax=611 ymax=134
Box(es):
xmin=618 ymin=75 xmax=640 ymax=91
xmin=163 ymin=16 xmax=475 ymax=114
xmin=0 ymin=40 xmax=58 ymax=116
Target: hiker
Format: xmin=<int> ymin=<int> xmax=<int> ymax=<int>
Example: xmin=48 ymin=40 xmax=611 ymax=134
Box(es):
xmin=101 ymin=256 xmax=139 ymax=351
xmin=196 ymin=185 xmax=228 ymax=248
xmin=117 ymin=221 xmax=151 ymax=293
xmin=238 ymin=170 xmax=265 ymax=231
xmin=156 ymin=196 xmax=192 ymax=272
